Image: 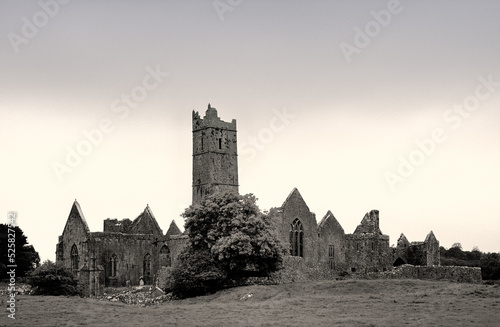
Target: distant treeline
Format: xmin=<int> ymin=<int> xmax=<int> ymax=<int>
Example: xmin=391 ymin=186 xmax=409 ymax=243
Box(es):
xmin=440 ymin=244 xmax=500 ymax=280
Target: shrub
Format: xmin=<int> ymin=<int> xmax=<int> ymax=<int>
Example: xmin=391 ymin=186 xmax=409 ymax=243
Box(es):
xmin=29 ymin=260 xmax=82 ymax=296
xmin=171 ymin=247 xmax=226 ymax=298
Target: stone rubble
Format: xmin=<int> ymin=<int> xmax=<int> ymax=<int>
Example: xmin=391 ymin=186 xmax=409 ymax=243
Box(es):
xmin=99 ymin=286 xmax=173 ymax=306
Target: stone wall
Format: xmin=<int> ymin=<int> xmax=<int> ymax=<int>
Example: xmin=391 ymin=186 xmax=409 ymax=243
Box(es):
xmin=251 ymin=259 xmax=481 ymax=285
xmin=90 ymin=232 xmax=158 ymax=287
xmin=249 ymin=256 xmax=338 ymax=285
xmin=360 ymin=265 xmax=482 ymax=283
xmin=103 ymin=218 xmax=132 ymax=233
xmin=168 ymin=235 xmax=189 ymax=267
xmin=345 ymin=234 xmax=392 ymax=273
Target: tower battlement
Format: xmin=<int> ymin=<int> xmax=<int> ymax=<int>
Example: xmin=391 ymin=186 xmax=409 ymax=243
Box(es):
xmin=192 ymin=104 xmax=236 ymax=131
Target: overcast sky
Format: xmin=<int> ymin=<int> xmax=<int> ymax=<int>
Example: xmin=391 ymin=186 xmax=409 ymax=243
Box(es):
xmin=1 ymin=0 xmax=499 ymax=262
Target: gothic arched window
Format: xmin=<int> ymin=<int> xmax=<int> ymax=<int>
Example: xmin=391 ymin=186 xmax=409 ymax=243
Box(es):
xmin=289 ymin=219 xmax=303 ymax=257
xmin=70 ymin=244 xmax=79 ymax=275
xmin=110 ymin=254 xmax=118 ymax=277
xmin=159 ymin=245 xmax=171 ymax=267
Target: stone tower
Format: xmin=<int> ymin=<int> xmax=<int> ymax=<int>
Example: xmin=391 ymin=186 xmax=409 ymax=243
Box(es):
xmin=192 ymin=104 xmax=238 ymax=204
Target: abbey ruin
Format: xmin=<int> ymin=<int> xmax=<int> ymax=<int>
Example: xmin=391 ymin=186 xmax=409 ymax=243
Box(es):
xmin=56 ymin=104 xmax=441 ymax=296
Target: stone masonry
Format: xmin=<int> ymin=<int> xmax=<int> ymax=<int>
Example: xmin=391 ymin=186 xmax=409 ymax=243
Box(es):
xmin=56 ymin=105 xmax=444 ymax=295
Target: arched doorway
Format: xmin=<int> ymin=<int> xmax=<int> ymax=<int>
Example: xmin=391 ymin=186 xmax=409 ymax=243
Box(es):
xmin=393 ymin=257 xmax=406 ymax=267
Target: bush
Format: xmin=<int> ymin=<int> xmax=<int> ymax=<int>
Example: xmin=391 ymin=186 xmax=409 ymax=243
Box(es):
xmin=29 ymin=260 xmax=82 ymax=296
xmin=171 ymin=247 xmax=226 ymax=298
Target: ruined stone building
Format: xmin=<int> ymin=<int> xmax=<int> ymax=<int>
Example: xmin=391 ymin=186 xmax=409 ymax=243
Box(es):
xmin=56 ymin=104 xmax=440 ymax=295
xmin=56 ymin=201 xmax=187 ymax=295
xmin=273 ymin=188 xmax=440 ymax=273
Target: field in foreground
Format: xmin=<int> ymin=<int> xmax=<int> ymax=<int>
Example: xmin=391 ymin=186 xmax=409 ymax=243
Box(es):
xmin=2 ymin=279 xmax=500 ymax=327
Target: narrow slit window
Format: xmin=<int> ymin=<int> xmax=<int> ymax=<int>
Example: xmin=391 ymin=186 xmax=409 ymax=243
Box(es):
xmin=110 ymin=254 xmax=118 ymax=277
xmin=71 ymin=244 xmax=79 ymax=276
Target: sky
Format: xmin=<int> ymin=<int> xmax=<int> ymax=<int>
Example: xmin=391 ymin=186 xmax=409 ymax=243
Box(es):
xmin=1 ymin=0 xmax=499 ymax=263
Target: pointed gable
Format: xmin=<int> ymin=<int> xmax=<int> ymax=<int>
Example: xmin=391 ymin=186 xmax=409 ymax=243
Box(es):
xmin=353 ymin=210 xmax=382 ymax=235
xmin=318 ymin=210 xmax=346 ymax=265
xmin=128 ymin=205 xmax=163 ymax=236
xmin=397 ymin=233 xmax=410 ymax=248
xmin=281 ymin=188 xmax=310 ymax=212
xmin=318 ymin=210 xmax=345 ymax=235
xmin=63 ymin=200 xmax=90 ymax=235
xmin=166 ymin=220 xmax=182 ymax=237
xmin=425 ymin=230 xmax=437 ymax=243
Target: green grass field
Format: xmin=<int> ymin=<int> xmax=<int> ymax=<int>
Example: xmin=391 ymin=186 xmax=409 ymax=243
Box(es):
xmin=2 ymin=279 xmax=500 ymax=326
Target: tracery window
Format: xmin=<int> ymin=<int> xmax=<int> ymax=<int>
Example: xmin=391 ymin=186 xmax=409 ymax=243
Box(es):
xmin=289 ymin=219 xmax=303 ymax=257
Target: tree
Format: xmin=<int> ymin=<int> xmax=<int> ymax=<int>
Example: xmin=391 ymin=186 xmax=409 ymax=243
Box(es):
xmin=480 ymin=252 xmax=500 ymax=280
xmin=29 ymin=260 xmax=82 ymax=296
xmin=0 ymin=224 xmax=40 ymax=278
xmin=447 ymin=243 xmax=466 ymax=260
xmin=172 ymin=192 xmax=287 ymax=297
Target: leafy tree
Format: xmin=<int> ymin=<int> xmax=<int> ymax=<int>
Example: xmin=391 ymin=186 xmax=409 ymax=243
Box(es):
xmin=447 ymin=244 xmax=467 ymax=260
xmin=172 ymin=192 xmax=287 ymax=298
xmin=29 ymin=260 xmax=82 ymax=296
xmin=0 ymin=224 xmax=40 ymax=278
xmin=466 ymin=247 xmax=481 ymax=262
xmin=480 ymin=252 xmax=500 ymax=280
xmin=440 ymin=244 xmax=499 ymax=280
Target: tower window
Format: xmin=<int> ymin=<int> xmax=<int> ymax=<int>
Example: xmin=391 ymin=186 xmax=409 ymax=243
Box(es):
xmin=218 ymin=138 xmax=222 ymax=150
